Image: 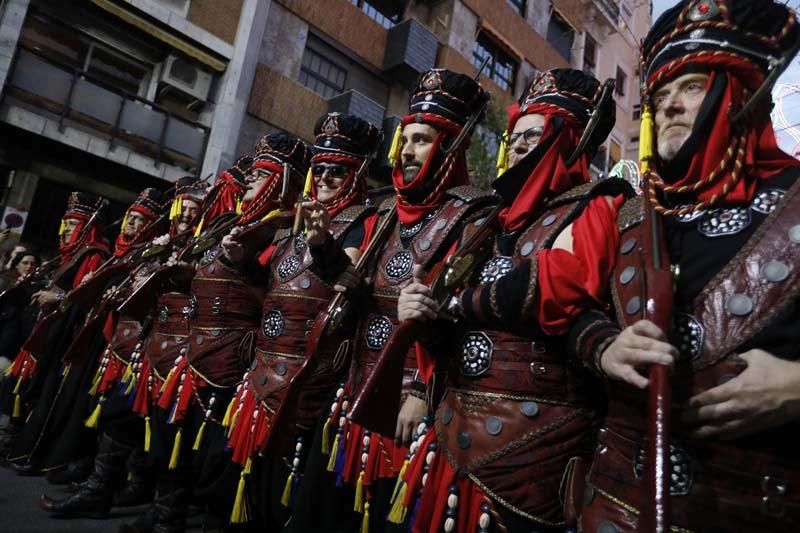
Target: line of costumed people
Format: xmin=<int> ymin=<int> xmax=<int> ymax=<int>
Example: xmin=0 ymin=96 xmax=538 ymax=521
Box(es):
xmin=1 ymin=1 xmax=799 ymax=531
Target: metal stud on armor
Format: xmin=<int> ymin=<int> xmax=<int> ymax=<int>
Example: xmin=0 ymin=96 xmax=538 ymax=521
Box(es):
xmin=384 ymin=250 xmax=413 ymax=279
xmin=672 ymin=313 xmax=704 ymax=361
xmin=751 ymin=189 xmax=785 ymax=214
xmin=365 ymin=315 xmax=393 ymax=350
xmin=277 ymin=254 xmax=302 ymax=279
xmin=458 ymin=332 xmax=493 ymax=376
xmin=262 ymin=309 xmax=285 ymax=338
xmin=477 ymin=256 xmax=514 ymax=284
xmin=697 ymin=206 xmax=751 ymax=237
xmin=633 ymin=443 xmax=694 ymax=496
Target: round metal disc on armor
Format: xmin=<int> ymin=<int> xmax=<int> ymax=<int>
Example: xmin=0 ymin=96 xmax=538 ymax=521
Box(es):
xmin=456 ymin=431 xmax=471 ymax=449
xmin=519 ymin=401 xmax=539 ymax=417
xmin=619 ymin=266 xmax=637 ymax=285
xmin=520 ymin=242 xmax=535 ymax=257
xmin=673 ymin=313 xmax=704 ymax=361
xmin=275 ymin=363 xmax=287 ymax=376
xmin=294 ymin=233 xmax=307 ymax=255
xmin=384 ymin=250 xmax=413 ymax=279
xmin=485 ymin=416 xmax=503 ymax=436
xmin=474 ymin=218 xmax=486 ymax=227
xmin=123 ymin=328 xmax=131 ymax=337
xmin=277 ymin=255 xmax=302 ymax=279
xmin=210 ymin=329 xmax=220 ymax=337
xmin=365 ymin=315 xmax=393 ymax=350
xmin=751 ymin=188 xmax=785 ymax=214
xmin=790 ymin=225 xmax=800 ymax=244
xmin=196 ymin=335 xmax=204 ymax=345
xmin=418 ymin=239 xmax=431 ymax=252
xmin=199 ymin=247 xmax=220 ymax=266
xmin=441 ymin=407 xmax=453 ymax=425
xmin=298 ymin=277 xmax=311 ymax=289
xmin=208 ymin=265 xmax=216 ymax=274
xmin=249 ymin=359 xmax=257 ymax=371
xmin=262 ymin=309 xmax=285 ymax=338
xmin=260 ymin=375 xmax=267 ymax=386
xmin=541 ymin=214 xmax=558 ymax=227
xmin=621 ymin=238 xmax=637 ymax=255
xmin=160 ymin=341 xmax=168 ymax=350
xmin=726 ymin=293 xmax=753 ymax=316
xmin=399 ymin=219 xmax=424 ymax=238
xmin=453 ymin=200 xmax=464 ymax=208
xmin=761 ymin=260 xmax=789 ymax=283
xmin=676 ymin=206 xmax=705 ymax=223
xmin=598 ymin=520 xmax=619 ymax=533
xmin=459 ymin=332 xmax=493 ymax=376
xmin=478 ymin=256 xmax=514 ymax=284
xmin=697 ymin=206 xmax=751 ymax=238
xmin=625 ymin=296 xmax=641 ymax=315
xmin=434 ymin=219 xmax=447 ymax=231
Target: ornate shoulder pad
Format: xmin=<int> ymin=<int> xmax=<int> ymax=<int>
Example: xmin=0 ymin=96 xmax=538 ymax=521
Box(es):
xmin=616 ymin=196 xmax=644 ymax=233
xmin=446 ymin=185 xmax=497 ymax=203
xmin=332 ymin=204 xmax=373 ymax=223
xmin=548 ymin=177 xmax=635 ymax=208
xmin=378 ymin=196 xmax=396 ymax=214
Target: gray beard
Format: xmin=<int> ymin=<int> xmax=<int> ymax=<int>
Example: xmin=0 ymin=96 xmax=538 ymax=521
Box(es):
xmin=402 ymin=166 xmax=420 ymax=184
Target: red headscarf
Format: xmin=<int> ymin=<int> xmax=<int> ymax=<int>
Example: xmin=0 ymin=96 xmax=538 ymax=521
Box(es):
xmin=58 ymin=213 xmax=109 ymax=288
xmin=237 ymin=159 xmax=294 ymax=226
xmin=647 ymin=54 xmax=800 ymax=210
xmin=113 ymin=205 xmax=160 ymax=257
xmin=198 ymin=173 xmax=245 ymax=230
xmin=391 ymin=114 xmax=470 ymax=225
xmin=496 ymin=103 xmax=591 ymax=232
xmin=309 ymin=152 xmax=367 ymax=218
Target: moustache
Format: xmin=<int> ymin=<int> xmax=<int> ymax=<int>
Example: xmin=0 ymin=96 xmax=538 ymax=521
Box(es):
xmin=661 ymin=122 xmax=692 ymax=133
xmin=402 ymin=160 xmax=424 ymax=170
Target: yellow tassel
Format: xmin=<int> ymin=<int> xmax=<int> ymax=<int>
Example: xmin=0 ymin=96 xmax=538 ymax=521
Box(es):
xmin=388 ymin=124 xmax=402 ymax=166
xmin=85 ymin=400 xmax=102 ymax=428
xmin=354 ymin=471 xmax=365 ymax=513
xmin=121 ymin=363 xmax=133 ymax=384
xmin=88 ymin=371 xmax=102 ymax=397
xmin=230 ymin=458 xmax=252 ymax=524
xmin=144 ymin=416 xmax=152 ymax=452
xmin=360 ymin=502 xmax=370 ymax=533
xmin=12 ymin=375 xmax=23 ymax=395
xmin=4 ymin=363 xmax=14 ymax=377
xmin=387 ymin=482 xmax=408 ymax=524
xmin=170 ymin=197 xmax=180 ymax=220
xmin=235 ymin=198 xmax=243 ymax=215
xmin=221 ymin=396 xmax=236 ymax=427
xmin=496 ymin=130 xmax=509 ymax=176
xmin=321 ymin=417 xmax=332 ymax=455
xmin=639 ymin=104 xmax=654 ymax=174
xmin=326 ymin=433 xmax=340 ymax=472
xmin=303 ymin=167 xmax=313 ymax=198
xmin=260 ymin=208 xmax=282 ymax=222
xmin=62 ymin=364 xmax=71 ymax=378
xmin=58 ymin=218 xmax=66 ymax=236
xmin=168 ymin=428 xmax=182 ymax=470
xmin=120 ymin=211 xmax=129 ymax=232
xmin=124 ymin=376 xmax=136 ymax=396
xmin=193 ymin=216 xmax=205 ymax=237
xmin=192 ymin=421 xmax=206 ymax=451
xmin=391 ymin=459 xmax=409 ymax=502
xmin=280 ymin=471 xmax=294 ymax=507
xmin=12 ymin=394 xmax=22 ymax=418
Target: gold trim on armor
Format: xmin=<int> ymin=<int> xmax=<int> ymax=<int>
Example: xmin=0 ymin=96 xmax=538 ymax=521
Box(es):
xmin=589 ymin=485 xmax=695 ymax=533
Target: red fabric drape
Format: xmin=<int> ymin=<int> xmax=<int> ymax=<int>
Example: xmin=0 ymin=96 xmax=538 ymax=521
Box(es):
xmin=391 ymin=114 xmax=470 ymax=225
xmin=648 ymin=57 xmax=800 ymax=205
xmin=113 ymin=205 xmax=159 ymax=257
xmin=309 ymin=153 xmax=367 ymax=218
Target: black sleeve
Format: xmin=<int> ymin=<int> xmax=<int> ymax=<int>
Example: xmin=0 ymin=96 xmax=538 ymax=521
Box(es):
xmin=338 ymin=220 xmax=366 ymax=251
xmin=566 ymin=308 xmax=621 ymax=375
xmin=460 ymin=260 xmax=534 ymax=325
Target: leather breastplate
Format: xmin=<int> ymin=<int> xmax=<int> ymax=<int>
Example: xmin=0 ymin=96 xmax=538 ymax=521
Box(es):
xmin=145 ymin=292 xmax=191 ymax=378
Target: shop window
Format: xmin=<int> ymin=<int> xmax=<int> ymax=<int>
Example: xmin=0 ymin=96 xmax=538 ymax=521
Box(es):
xmin=350 ymin=0 xmax=401 ymax=29
xmin=299 ymin=47 xmax=347 ymax=98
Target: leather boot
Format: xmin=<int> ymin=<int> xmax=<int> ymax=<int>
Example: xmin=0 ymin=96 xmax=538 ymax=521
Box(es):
xmin=39 ymin=435 xmax=128 ymax=517
xmin=118 ymin=505 xmax=157 ymax=533
xmin=152 ymin=471 xmax=189 ymax=533
xmin=45 ymin=456 xmax=93 ymax=485
xmin=114 ymin=448 xmax=155 ymax=507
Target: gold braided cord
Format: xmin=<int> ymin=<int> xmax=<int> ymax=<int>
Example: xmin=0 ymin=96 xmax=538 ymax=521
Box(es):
xmin=645 ymin=131 xmax=747 ymax=217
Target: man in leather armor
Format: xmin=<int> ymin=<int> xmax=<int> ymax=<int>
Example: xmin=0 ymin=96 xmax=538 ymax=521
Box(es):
xmin=288 ymin=68 xmax=497 ymax=533
xmin=567 ymin=1 xmax=800 ymax=531
xmin=394 ymin=68 xmax=633 ymax=532
xmin=221 ymin=112 xmax=382 ymax=530
xmin=151 ymin=133 xmax=311 ymax=532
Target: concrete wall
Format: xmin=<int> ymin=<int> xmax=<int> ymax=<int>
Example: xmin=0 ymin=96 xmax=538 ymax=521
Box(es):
xmin=0 ymin=0 xmax=28 ymax=96
xmin=260 ymin=1 xmax=307 ymax=79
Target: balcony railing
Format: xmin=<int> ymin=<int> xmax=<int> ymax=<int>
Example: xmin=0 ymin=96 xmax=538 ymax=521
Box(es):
xmin=594 ymin=0 xmax=620 ymax=26
xmin=3 ymin=45 xmax=210 ymax=173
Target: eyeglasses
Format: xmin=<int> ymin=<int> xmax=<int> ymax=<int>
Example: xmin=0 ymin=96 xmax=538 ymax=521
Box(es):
xmin=312 ymin=164 xmax=349 ymax=178
xmin=509 ymin=126 xmax=544 ymax=146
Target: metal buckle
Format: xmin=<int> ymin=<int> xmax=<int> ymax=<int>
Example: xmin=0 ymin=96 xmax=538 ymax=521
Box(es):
xmin=634 ymin=442 xmax=694 ymax=496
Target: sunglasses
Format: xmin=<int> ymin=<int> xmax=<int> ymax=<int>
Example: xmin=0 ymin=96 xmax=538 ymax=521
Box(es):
xmin=311 ymin=164 xmax=349 ymax=178
xmin=509 ymin=126 xmax=544 ymax=146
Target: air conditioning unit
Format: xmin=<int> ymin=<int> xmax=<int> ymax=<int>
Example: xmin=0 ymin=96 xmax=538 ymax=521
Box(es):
xmin=160 ymin=54 xmax=213 ymax=101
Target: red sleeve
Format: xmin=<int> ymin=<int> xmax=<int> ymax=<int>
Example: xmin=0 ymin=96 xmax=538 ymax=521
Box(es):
xmin=257 ymin=243 xmax=278 ymax=267
xmin=359 ymin=213 xmax=380 ymax=252
xmin=534 ymin=194 xmax=625 ymax=336
xmin=72 ymin=252 xmax=105 ymax=289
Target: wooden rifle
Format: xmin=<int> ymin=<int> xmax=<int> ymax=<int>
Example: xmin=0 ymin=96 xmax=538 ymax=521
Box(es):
xmin=260 ymin=203 xmax=398 ymax=455
xmin=639 ymin=182 xmax=674 ymax=533
xmin=349 ymin=202 xmax=502 ymax=436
